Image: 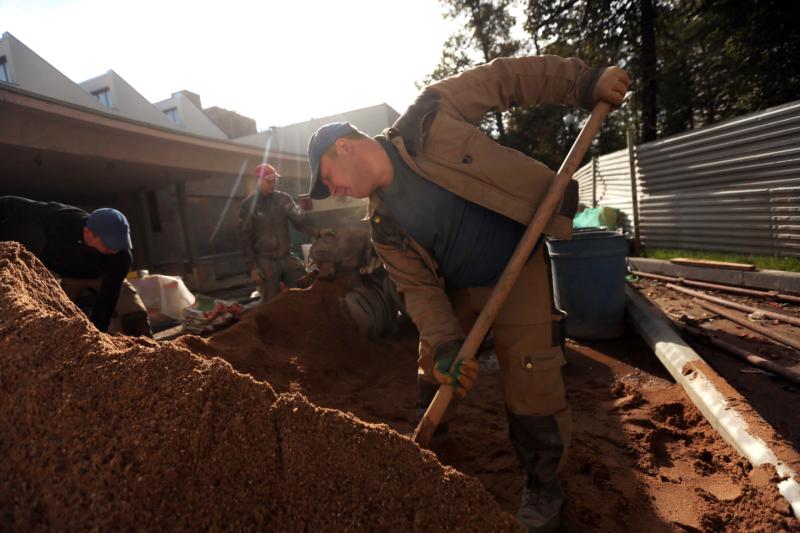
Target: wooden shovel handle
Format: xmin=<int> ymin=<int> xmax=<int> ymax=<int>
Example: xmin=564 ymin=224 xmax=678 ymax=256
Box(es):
xmin=413 ymin=102 xmax=612 ymax=447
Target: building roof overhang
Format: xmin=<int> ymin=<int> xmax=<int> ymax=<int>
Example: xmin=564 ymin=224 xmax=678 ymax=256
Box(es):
xmin=0 ymin=83 xmax=303 ymax=199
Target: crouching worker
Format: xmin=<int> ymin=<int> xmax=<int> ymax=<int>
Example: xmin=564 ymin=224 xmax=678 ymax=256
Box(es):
xmin=0 ymin=196 xmax=152 ymax=337
xmin=305 ymin=55 xmax=629 ymax=531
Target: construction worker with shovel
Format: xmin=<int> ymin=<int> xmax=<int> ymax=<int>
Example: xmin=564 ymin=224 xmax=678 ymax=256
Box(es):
xmin=307 ymin=56 xmax=629 ymax=531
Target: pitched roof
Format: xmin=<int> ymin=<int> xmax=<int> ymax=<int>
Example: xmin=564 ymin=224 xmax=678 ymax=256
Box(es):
xmin=236 ymin=102 xmax=400 ymax=155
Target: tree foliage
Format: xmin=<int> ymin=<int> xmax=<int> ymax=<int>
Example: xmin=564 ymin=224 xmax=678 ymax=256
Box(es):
xmin=421 ymin=0 xmax=521 ymax=140
xmin=423 ymin=0 xmax=800 ymax=165
xmin=662 ymin=0 xmax=800 ymax=133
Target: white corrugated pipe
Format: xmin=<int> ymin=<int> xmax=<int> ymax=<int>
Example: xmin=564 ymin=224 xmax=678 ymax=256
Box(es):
xmin=626 ymin=285 xmax=800 ymax=518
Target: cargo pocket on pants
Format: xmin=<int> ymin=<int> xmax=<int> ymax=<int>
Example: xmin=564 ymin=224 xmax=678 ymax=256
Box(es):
xmin=504 ymin=346 xmax=568 ymax=417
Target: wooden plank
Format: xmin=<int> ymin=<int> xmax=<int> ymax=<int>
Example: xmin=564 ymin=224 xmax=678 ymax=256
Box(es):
xmin=670 ymin=258 xmax=756 ymax=271
xmin=154 ymin=324 xmax=185 ymax=341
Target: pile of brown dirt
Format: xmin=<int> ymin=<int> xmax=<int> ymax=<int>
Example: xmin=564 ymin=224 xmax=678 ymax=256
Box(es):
xmin=178 ymin=274 xmax=422 ymax=427
xmin=179 ymin=270 xmax=799 ymax=531
xmin=0 ymin=242 xmax=519 ymax=531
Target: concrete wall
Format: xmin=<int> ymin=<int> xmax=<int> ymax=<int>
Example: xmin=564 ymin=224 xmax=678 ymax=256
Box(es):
xmin=0 ymin=32 xmax=107 ymax=111
xmin=154 ymin=91 xmax=228 ymax=139
xmin=205 ymin=106 xmax=257 ymax=138
xmin=80 ymin=70 xmax=177 ymax=129
xmin=138 ymin=174 xmax=252 ymax=282
xmin=1 ymin=31 xmax=367 ymax=291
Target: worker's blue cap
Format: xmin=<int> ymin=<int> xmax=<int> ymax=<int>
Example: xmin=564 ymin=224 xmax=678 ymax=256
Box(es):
xmin=86 ymin=208 xmax=132 ymax=251
xmin=307 ymin=122 xmax=358 ymax=200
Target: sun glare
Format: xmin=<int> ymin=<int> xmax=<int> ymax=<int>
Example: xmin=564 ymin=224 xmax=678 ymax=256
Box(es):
xmin=1 ymin=0 xmax=455 ymax=128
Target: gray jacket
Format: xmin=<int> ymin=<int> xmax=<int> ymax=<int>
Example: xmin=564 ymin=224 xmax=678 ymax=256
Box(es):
xmin=237 ymin=191 xmax=312 ymax=269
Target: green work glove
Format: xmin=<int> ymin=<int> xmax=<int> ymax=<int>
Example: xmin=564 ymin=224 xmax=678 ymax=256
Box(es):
xmin=431 ymin=340 xmax=479 ymax=398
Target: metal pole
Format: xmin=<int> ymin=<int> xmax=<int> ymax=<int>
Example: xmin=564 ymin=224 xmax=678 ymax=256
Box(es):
xmin=633 ymin=270 xmax=800 ymax=305
xmin=626 ymin=128 xmax=641 ymax=250
xmin=679 ymin=323 xmax=800 ymax=386
xmin=666 ymin=282 xmax=800 ymax=328
xmin=694 ymin=299 xmax=800 ymax=352
xmin=135 ymin=188 xmax=153 ymax=271
xmin=591 ymin=155 xmax=597 ymax=208
xmin=175 ymin=182 xmax=200 ymax=290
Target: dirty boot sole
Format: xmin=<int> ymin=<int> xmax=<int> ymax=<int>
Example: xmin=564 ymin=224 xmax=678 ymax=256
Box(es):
xmin=516 ymin=510 xmax=560 ymax=533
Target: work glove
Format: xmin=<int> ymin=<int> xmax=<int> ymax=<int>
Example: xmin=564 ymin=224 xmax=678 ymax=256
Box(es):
xmin=431 ymin=340 xmax=479 ymax=399
xmin=250 ymin=268 xmax=265 ymax=283
xmin=593 ymin=66 xmax=630 ymax=107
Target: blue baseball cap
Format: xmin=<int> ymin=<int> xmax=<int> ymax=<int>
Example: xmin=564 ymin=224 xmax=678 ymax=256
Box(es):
xmin=307 ymin=122 xmax=358 ymax=200
xmin=86 ymin=208 xmax=132 ymax=251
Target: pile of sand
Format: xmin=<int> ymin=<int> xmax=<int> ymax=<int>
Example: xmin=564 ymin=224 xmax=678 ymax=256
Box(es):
xmin=0 ymin=242 xmax=519 ymax=531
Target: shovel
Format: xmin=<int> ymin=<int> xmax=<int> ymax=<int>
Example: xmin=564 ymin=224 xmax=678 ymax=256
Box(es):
xmin=413 ymin=102 xmax=613 ymax=447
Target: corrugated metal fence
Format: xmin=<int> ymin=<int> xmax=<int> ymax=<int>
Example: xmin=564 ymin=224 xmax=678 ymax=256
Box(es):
xmin=575 ymin=100 xmax=800 ymax=256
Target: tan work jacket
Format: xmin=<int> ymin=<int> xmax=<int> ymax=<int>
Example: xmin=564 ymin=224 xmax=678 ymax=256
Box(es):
xmin=369 ymin=55 xmax=603 ymax=354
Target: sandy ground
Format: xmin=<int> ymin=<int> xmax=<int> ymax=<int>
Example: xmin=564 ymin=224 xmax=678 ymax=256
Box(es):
xmin=631 ymin=277 xmax=800 ymax=455
xmin=0 ymin=242 xmax=519 ymax=531
xmin=2 ymin=238 xmax=798 ymax=531
xmin=179 ymin=276 xmax=799 ymax=531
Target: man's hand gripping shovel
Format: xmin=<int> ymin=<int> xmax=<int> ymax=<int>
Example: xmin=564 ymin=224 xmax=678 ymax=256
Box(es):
xmin=412 ymin=102 xmax=613 ymax=447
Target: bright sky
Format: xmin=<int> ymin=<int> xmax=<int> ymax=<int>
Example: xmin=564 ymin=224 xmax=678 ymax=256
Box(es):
xmin=1 ymin=0 xmax=461 ymax=129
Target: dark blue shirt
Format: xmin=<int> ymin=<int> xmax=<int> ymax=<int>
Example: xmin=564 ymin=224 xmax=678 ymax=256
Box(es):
xmin=377 ymin=139 xmax=530 ymax=289
xmin=0 ymin=196 xmax=132 ymax=332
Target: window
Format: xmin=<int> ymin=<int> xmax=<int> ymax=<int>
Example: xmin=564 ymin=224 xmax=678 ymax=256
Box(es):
xmin=163 ymin=107 xmax=179 ymax=124
xmin=92 ymin=87 xmax=112 ymax=108
xmin=0 ymin=56 xmax=9 ymax=83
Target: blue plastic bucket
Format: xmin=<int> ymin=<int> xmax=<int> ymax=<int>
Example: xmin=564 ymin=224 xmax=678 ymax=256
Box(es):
xmin=546 ymin=229 xmax=627 ymax=340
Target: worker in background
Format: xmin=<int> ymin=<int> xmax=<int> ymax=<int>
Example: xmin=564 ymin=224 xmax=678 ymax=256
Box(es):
xmin=306 ymin=56 xmax=629 ymax=531
xmin=0 ymin=195 xmax=152 ymax=337
xmin=237 ymin=163 xmax=317 ymax=302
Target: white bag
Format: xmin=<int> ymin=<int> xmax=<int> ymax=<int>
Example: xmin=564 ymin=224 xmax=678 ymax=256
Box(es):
xmin=130 ymin=274 xmax=195 ymax=320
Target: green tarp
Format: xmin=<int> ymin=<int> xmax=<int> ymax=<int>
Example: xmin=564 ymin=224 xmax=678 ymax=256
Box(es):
xmin=573 ymin=206 xmax=622 ymax=231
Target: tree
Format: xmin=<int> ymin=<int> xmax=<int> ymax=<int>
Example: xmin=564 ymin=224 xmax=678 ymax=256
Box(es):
xmin=424 ymin=0 xmax=521 ymax=141
xmin=423 ymin=0 xmax=800 ymax=162
xmin=686 ymin=0 xmax=800 ymax=124
xmin=418 ymin=33 xmax=475 ymax=89
xmin=524 ymin=0 xmax=655 ymax=143
xmin=639 ymin=0 xmax=658 ymax=142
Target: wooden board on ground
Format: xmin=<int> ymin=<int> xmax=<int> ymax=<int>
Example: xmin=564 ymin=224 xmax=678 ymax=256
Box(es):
xmin=670 ymin=258 xmax=756 ymax=271
xmin=153 ymin=324 xmax=185 ymax=341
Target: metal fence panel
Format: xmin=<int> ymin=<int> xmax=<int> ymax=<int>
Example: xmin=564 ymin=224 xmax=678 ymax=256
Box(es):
xmin=574 ymin=100 xmax=800 ymax=256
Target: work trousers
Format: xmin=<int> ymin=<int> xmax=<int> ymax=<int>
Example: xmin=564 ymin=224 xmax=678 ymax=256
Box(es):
xmin=62 ymin=278 xmax=147 ymax=316
xmin=116 ymin=279 xmax=148 ymax=315
xmin=255 ymin=254 xmax=308 ymax=302
xmin=61 ymin=277 xmax=150 ymax=336
xmin=418 ymin=246 xmax=572 ymax=468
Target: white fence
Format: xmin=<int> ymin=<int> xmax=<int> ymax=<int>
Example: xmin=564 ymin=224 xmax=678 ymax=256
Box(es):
xmin=575 ymin=100 xmax=800 ymax=256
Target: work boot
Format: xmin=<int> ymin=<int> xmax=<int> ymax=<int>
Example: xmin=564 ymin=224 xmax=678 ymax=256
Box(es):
xmin=120 ymin=310 xmax=154 ymax=338
xmin=415 ymin=380 xmax=449 ymax=444
xmin=295 ymin=270 xmax=318 ymax=289
xmin=506 ymin=410 xmax=565 ymax=532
